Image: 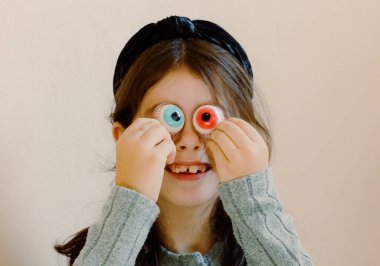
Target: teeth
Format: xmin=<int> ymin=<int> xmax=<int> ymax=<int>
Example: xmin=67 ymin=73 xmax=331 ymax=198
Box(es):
xmin=179 ymin=165 xmax=188 ymax=173
xmin=189 ymin=165 xmax=198 ymax=173
xmin=168 ymin=164 xmax=209 ymax=174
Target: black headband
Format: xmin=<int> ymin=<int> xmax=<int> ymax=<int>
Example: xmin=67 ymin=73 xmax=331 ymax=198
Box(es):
xmin=113 ymin=15 xmax=253 ymax=95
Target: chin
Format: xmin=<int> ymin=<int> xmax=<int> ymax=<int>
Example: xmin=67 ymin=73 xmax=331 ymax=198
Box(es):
xmin=157 ymin=169 xmax=219 ymax=208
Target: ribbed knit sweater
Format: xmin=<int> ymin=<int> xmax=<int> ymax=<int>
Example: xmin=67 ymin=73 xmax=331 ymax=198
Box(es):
xmin=72 ymin=167 xmax=313 ymax=265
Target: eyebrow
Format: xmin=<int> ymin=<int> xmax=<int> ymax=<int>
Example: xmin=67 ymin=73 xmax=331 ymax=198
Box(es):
xmin=143 ymin=101 xmax=219 ymax=117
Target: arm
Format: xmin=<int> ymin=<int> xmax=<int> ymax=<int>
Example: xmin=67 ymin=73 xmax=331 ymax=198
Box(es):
xmin=72 ymin=118 xmax=173 ymax=265
xmin=218 ymin=167 xmax=313 ymax=266
xmin=73 ymin=185 xmax=159 ymax=266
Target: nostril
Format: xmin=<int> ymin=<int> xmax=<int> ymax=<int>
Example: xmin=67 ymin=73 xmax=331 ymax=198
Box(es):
xmin=177 ymin=145 xmax=201 ymax=151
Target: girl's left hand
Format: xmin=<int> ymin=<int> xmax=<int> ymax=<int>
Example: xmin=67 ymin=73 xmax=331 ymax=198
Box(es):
xmin=205 ymin=117 xmax=269 ymax=183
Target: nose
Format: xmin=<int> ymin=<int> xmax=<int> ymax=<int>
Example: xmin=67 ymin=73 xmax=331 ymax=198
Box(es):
xmin=174 ymin=119 xmax=204 ymax=151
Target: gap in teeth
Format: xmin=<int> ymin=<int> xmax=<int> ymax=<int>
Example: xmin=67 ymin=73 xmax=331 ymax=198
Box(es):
xmin=170 ymin=164 xmax=207 ymax=174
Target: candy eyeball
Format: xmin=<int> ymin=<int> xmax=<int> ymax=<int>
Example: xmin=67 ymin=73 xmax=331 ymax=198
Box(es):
xmin=153 ymin=103 xmax=185 ymax=134
xmin=192 ymin=105 xmax=225 ymax=136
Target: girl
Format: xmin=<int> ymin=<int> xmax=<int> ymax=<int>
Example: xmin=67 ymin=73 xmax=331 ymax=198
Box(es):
xmin=55 ymin=15 xmax=313 ymax=265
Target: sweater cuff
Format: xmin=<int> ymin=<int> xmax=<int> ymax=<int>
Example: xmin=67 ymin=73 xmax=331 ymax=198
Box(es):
xmin=81 ymin=185 xmax=160 ymax=263
xmin=218 ymin=167 xmax=282 ymax=215
xmin=96 ymin=185 xmax=160 ymax=229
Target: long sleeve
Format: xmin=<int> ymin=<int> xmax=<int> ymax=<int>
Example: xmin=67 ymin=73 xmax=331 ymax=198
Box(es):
xmin=73 ymin=185 xmax=160 ymax=266
xmin=218 ymin=167 xmax=313 ymax=266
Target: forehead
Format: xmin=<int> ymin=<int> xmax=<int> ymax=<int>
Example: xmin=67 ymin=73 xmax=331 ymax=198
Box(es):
xmin=140 ymin=68 xmax=215 ymax=114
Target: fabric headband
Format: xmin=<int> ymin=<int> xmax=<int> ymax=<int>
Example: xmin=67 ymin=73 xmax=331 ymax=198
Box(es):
xmin=113 ymin=15 xmax=253 ymax=95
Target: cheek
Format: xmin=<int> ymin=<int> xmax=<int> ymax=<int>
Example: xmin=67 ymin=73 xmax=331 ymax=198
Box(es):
xmin=204 ymin=147 xmax=216 ymax=168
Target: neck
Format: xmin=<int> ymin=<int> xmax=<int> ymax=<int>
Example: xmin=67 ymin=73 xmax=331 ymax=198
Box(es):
xmin=156 ymin=198 xmax=218 ymax=255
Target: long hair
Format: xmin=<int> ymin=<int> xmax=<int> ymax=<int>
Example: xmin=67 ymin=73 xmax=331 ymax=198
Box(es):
xmin=55 ymin=37 xmax=272 ymax=266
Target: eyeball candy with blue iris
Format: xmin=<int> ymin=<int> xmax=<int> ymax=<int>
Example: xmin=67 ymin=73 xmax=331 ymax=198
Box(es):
xmin=153 ymin=104 xmax=185 ymax=135
xmin=192 ymin=105 xmax=225 ymax=136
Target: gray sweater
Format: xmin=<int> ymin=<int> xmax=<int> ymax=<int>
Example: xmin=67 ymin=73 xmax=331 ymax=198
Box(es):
xmin=72 ymin=167 xmax=313 ymax=265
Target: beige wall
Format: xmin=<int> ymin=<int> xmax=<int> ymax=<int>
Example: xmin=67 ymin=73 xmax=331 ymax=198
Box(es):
xmin=1 ymin=0 xmax=379 ymax=265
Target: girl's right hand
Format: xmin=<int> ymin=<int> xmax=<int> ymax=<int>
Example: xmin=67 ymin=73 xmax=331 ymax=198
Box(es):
xmin=113 ymin=118 xmax=176 ymax=202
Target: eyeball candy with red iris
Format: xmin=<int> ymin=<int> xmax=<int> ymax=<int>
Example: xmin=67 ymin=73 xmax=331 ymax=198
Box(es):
xmin=153 ymin=103 xmax=185 ymax=134
xmin=192 ymin=105 xmax=225 ymax=136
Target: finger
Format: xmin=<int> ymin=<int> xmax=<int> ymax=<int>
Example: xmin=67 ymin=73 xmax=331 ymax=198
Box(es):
xmin=209 ymin=129 xmax=237 ymax=162
xmin=127 ymin=118 xmax=160 ymax=135
xmin=205 ymin=138 xmax=230 ymax=164
xmin=127 ymin=119 xmax=161 ymax=140
xmin=155 ymin=138 xmax=176 ymax=164
xmin=213 ymin=120 xmax=253 ymax=149
xmin=227 ymin=117 xmax=266 ymax=144
xmin=140 ymin=123 xmax=172 ymax=147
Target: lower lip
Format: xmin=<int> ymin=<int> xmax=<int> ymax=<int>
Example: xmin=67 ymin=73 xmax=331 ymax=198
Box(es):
xmin=165 ymin=169 xmax=209 ymax=181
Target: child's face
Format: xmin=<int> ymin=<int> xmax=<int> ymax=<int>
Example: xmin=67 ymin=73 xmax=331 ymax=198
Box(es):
xmin=137 ymin=67 xmax=220 ymax=208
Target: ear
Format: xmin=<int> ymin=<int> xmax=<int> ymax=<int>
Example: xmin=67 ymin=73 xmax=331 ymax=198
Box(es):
xmin=112 ymin=122 xmax=125 ymax=142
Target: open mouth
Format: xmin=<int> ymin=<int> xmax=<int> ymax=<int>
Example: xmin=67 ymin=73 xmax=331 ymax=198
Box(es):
xmin=165 ymin=163 xmax=212 ymax=175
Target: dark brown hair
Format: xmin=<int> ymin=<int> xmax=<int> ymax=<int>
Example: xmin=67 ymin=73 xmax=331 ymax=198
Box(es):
xmin=55 ymin=38 xmax=272 ymax=265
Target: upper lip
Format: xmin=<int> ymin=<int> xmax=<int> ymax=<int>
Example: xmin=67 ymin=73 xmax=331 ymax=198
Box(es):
xmin=168 ymin=161 xmax=211 ymax=166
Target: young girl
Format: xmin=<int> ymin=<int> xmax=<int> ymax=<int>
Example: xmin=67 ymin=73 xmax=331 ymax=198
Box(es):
xmin=55 ymin=15 xmax=313 ymax=265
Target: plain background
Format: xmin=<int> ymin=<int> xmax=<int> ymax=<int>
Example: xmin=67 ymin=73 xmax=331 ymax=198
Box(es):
xmin=1 ymin=0 xmax=379 ymax=265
